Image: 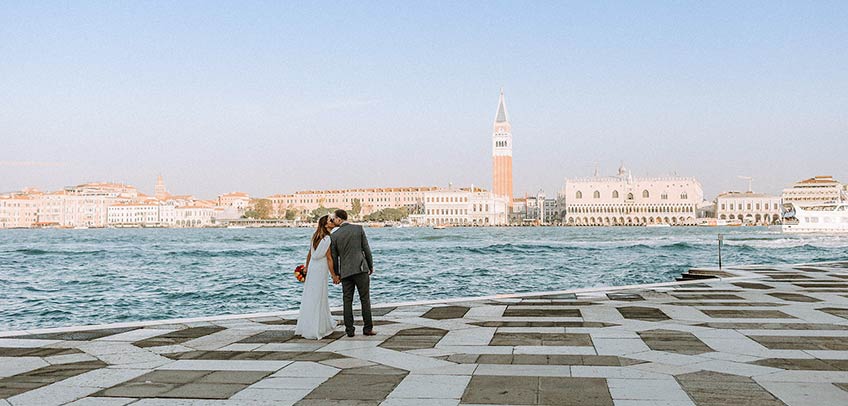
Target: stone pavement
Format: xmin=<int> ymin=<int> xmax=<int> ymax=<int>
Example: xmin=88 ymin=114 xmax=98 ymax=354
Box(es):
xmin=3 ymin=261 xmax=848 ymax=405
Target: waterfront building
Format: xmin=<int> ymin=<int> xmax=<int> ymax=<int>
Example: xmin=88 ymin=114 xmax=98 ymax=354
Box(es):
xmin=175 ymin=206 xmax=213 ymax=228
xmin=268 ymin=187 xmax=438 ymax=217
xmin=107 ymin=203 xmax=160 ymax=226
xmin=510 ymin=197 xmax=527 ymax=224
xmin=524 ymin=191 xmax=559 ymax=224
xmin=0 ymin=194 xmax=38 ymax=228
xmin=716 ymin=191 xmax=781 ymax=225
xmin=492 ymin=89 xmax=514 ymax=206
xmin=422 ymin=188 xmax=509 ymax=226
xmin=562 ymin=165 xmax=703 ymax=226
xmin=218 ymin=192 xmax=251 ymax=214
xmin=782 ymin=176 xmax=846 ymax=204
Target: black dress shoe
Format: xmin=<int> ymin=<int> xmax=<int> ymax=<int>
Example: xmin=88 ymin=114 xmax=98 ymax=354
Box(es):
xmin=363 ymin=330 xmax=377 ymax=336
xmin=346 ymin=332 xmax=355 ymax=337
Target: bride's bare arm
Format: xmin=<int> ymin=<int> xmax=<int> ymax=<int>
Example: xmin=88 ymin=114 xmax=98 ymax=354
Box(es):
xmin=325 ymin=245 xmax=340 ymax=283
xmin=305 ymin=250 xmax=312 ymax=271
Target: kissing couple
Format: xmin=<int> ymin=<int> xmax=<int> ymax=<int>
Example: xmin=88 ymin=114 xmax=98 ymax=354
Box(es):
xmin=295 ymin=209 xmax=375 ymax=339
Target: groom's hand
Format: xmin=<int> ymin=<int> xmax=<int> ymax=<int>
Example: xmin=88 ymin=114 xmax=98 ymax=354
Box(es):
xmin=332 ymin=275 xmax=341 ymax=284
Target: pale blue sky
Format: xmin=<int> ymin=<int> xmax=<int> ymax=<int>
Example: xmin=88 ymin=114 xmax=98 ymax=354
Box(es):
xmin=1 ymin=1 xmax=846 ymax=199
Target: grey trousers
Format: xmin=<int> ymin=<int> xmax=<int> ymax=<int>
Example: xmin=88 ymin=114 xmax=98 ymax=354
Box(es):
xmin=341 ymin=272 xmax=373 ymax=334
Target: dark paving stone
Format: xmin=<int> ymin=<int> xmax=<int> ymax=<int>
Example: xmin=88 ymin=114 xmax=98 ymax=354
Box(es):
xmin=540 ymin=377 xmax=613 ymax=406
xmin=795 ymin=267 xmax=828 ymax=273
xmin=503 ymin=307 xmax=582 ymax=318
xmin=471 ymin=321 xmax=615 ymax=328
xmin=461 ymin=375 xmax=537 ymax=405
xmin=0 ymin=347 xmax=82 ymax=357
xmin=638 ymin=329 xmax=714 ymax=355
xmin=0 ymin=360 xmax=107 ymax=398
xmin=133 ymin=326 xmax=226 ymax=348
xmin=160 ymin=383 xmax=247 ymax=399
xmin=93 ymin=369 xmax=268 ymax=399
xmin=606 ymin=292 xmax=644 ymax=301
xmin=238 ymin=330 xmax=296 ymax=343
xmin=694 ymin=322 xmax=848 ymax=330
xmin=331 ymin=307 xmax=396 ymax=317
xmin=669 ymin=301 xmax=786 ymax=307
xmin=527 ymin=293 xmax=578 ymax=299
xmin=617 ymin=306 xmax=670 ymax=321
xmin=260 ymin=319 xmax=297 ymax=325
xmin=461 ymin=375 xmax=613 ymax=405
xmin=836 ymin=383 xmax=848 ymax=393
xmin=749 ymin=335 xmax=848 ymax=351
xmin=475 ymin=354 xmax=644 ymax=366
xmin=818 ymin=307 xmax=848 ymax=319
xmin=13 ymin=327 xmax=138 ymax=341
xmin=378 ymin=327 xmax=447 ymax=351
xmin=766 ymin=274 xmax=812 ymax=280
xmin=732 ymin=282 xmax=774 ymax=290
xmin=304 ymin=367 xmax=407 ymax=401
xmin=700 ymin=309 xmax=794 ymax=319
xmin=751 ymin=358 xmax=848 ymax=371
xmin=517 ymin=301 xmax=599 ymax=306
xmin=676 ymin=371 xmax=786 ymax=406
xmin=296 ymin=400 xmax=380 ymax=406
xmin=768 ymin=293 xmax=822 ymax=302
xmin=793 ymin=283 xmax=848 ymax=288
xmin=672 ymin=293 xmax=744 ymax=300
xmin=421 ymin=306 xmax=470 ymax=320
xmin=490 ymin=332 xmax=593 ymax=346
xmin=164 ymin=350 xmax=346 ymax=361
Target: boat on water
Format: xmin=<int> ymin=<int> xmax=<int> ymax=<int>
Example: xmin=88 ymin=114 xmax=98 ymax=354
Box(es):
xmin=782 ymin=201 xmax=848 ymax=233
xmin=433 ymin=224 xmax=448 ymax=230
xmin=645 ymin=223 xmax=671 ymax=228
xmin=226 ymin=225 xmax=247 ymax=229
xmin=698 ymin=219 xmax=742 ymax=227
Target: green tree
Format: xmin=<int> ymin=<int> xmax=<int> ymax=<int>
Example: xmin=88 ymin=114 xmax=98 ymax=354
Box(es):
xmin=285 ymin=209 xmax=298 ymax=221
xmin=253 ymin=199 xmax=273 ymax=219
xmin=365 ymin=207 xmax=409 ymax=222
xmin=351 ymin=198 xmax=362 ymax=217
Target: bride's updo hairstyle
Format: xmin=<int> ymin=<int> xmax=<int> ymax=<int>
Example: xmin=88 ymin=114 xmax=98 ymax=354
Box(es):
xmin=312 ymin=215 xmax=331 ymax=249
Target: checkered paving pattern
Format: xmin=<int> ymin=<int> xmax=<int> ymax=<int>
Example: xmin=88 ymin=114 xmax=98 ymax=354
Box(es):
xmin=3 ymin=261 xmax=848 ymax=405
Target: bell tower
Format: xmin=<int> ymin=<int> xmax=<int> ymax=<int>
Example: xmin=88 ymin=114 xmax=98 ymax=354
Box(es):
xmin=492 ymin=89 xmax=513 ymax=205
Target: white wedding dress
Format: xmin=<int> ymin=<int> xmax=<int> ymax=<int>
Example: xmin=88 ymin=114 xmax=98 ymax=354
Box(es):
xmin=295 ymin=235 xmax=336 ymax=339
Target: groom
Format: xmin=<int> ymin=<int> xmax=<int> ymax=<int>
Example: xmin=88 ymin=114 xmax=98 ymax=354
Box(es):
xmin=330 ymin=209 xmax=375 ymax=337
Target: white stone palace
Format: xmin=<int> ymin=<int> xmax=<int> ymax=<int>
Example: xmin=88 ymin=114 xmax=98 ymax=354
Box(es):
xmin=562 ymin=165 xmax=703 ymax=226
xmin=716 ymin=191 xmax=781 ymax=225
xmin=420 ymin=187 xmax=509 ymax=226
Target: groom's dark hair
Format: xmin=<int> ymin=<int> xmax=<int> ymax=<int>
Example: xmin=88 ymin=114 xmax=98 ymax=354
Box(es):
xmin=335 ymin=209 xmax=348 ymax=220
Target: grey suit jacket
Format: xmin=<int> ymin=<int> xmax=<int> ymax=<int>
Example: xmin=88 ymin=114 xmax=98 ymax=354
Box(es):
xmin=330 ymin=223 xmax=373 ymax=279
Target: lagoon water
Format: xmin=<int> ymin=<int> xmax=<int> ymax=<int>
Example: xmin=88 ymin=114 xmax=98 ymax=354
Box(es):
xmin=2 ymin=227 xmax=847 ymax=331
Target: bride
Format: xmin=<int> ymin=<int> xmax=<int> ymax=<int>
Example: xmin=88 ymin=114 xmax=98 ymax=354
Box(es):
xmin=295 ymin=214 xmax=340 ymax=339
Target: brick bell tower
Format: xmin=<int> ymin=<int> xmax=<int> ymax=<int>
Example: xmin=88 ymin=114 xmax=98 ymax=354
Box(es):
xmin=492 ymin=88 xmax=513 ymax=206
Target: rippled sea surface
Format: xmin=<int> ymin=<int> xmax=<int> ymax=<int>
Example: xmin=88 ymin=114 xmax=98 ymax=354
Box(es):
xmin=2 ymin=227 xmax=847 ymax=330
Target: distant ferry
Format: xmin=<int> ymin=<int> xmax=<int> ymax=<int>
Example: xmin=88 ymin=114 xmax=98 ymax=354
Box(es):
xmin=782 ymin=202 xmax=848 ymax=233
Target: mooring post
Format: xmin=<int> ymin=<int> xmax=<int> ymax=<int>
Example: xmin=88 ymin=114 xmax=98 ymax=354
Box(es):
xmin=718 ymin=233 xmax=723 ymax=270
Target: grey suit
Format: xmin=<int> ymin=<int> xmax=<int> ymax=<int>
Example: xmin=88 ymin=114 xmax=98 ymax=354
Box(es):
xmin=330 ymin=223 xmax=373 ymax=334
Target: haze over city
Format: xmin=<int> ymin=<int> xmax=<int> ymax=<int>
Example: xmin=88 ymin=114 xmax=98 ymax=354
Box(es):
xmin=2 ymin=1 xmax=846 ymax=199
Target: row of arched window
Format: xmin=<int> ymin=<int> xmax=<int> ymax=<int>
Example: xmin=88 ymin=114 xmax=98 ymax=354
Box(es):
xmin=495 ymin=141 xmax=509 ymax=148
xmin=575 ymin=190 xmax=688 ymax=200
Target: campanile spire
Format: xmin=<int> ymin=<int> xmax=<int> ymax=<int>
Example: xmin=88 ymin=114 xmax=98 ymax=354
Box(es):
xmin=492 ymin=89 xmax=513 ymax=205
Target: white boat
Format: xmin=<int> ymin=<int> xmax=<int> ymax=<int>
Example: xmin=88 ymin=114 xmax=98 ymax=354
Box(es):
xmin=782 ymin=201 xmax=848 ymax=233
xmin=645 ymin=223 xmax=671 ymax=228
xmin=226 ymin=225 xmax=247 ymax=229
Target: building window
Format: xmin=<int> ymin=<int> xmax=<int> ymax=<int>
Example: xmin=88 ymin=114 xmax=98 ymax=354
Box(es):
xmin=612 ymin=190 xmax=619 ymax=198
xmin=627 ymin=193 xmax=634 ymax=200
xmin=661 ymin=193 xmax=668 ymax=200
xmin=642 ymin=190 xmax=649 ymax=198
xmin=576 ymin=191 xmax=583 ymax=199
xmin=593 ymin=191 xmax=600 ymax=199
xmin=680 ymin=193 xmax=688 ymax=200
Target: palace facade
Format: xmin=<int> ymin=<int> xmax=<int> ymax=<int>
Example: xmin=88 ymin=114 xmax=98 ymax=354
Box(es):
xmin=562 ymin=166 xmax=703 ymax=226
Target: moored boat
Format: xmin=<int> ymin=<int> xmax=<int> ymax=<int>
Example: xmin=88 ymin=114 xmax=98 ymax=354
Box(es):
xmin=782 ymin=202 xmax=848 ymax=233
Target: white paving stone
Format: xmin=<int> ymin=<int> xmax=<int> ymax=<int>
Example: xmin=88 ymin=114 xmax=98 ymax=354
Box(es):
xmin=464 ymin=305 xmax=506 ymax=318
xmin=44 ymin=352 xmax=98 ymax=365
xmin=571 ymin=366 xmax=670 ymax=380
xmin=0 ymin=339 xmax=59 ymax=348
xmin=438 ymin=328 xmax=495 ymax=346
xmin=435 ymin=345 xmax=513 ymax=354
xmin=613 ymin=401 xmax=696 ymax=406
xmin=53 ymin=368 xmax=148 ymax=388
xmin=592 ymin=338 xmax=650 ymax=355
xmin=6 ymin=384 xmax=99 ymax=406
xmin=628 ymin=351 xmax=708 ymax=366
xmin=756 ymin=380 xmax=848 ymax=406
xmin=158 ymin=359 xmax=291 ymax=371
xmin=271 ymin=361 xmax=340 ymax=378
xmin=181 ymin=329 xmax=258 ymax=351
xmin=389 ymin=374 xmax=471 ymax=399
xmin=691 ymin=359 xmax=783 ymax=377
xmin=381 ymin=399 xmax=460 ymax=406
xmin=229 ymin=388 xmax=311 ymax=403
xmin=336 ymin=346 xmax=455 ymax=372
xmin=0 ymin=357 xmax=48 ymax=378
xmin=319 ymin=357 xmax=376 ymax=369
xmin=607 ymin=378 xmax=692 ymax=402
xmin=248 ymin=376 xmax=328 ymax=389
xmin=93 ymin=328 xmax=177 ymax=342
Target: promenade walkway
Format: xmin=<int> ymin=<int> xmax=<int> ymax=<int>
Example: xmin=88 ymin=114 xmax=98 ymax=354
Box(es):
xmin=3 ymin=261 xmax=848 ymax=405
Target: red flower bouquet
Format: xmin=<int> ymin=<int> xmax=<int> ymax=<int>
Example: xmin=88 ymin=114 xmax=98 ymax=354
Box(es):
xmin=294 ymin=264 xmax=307 ymax=282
